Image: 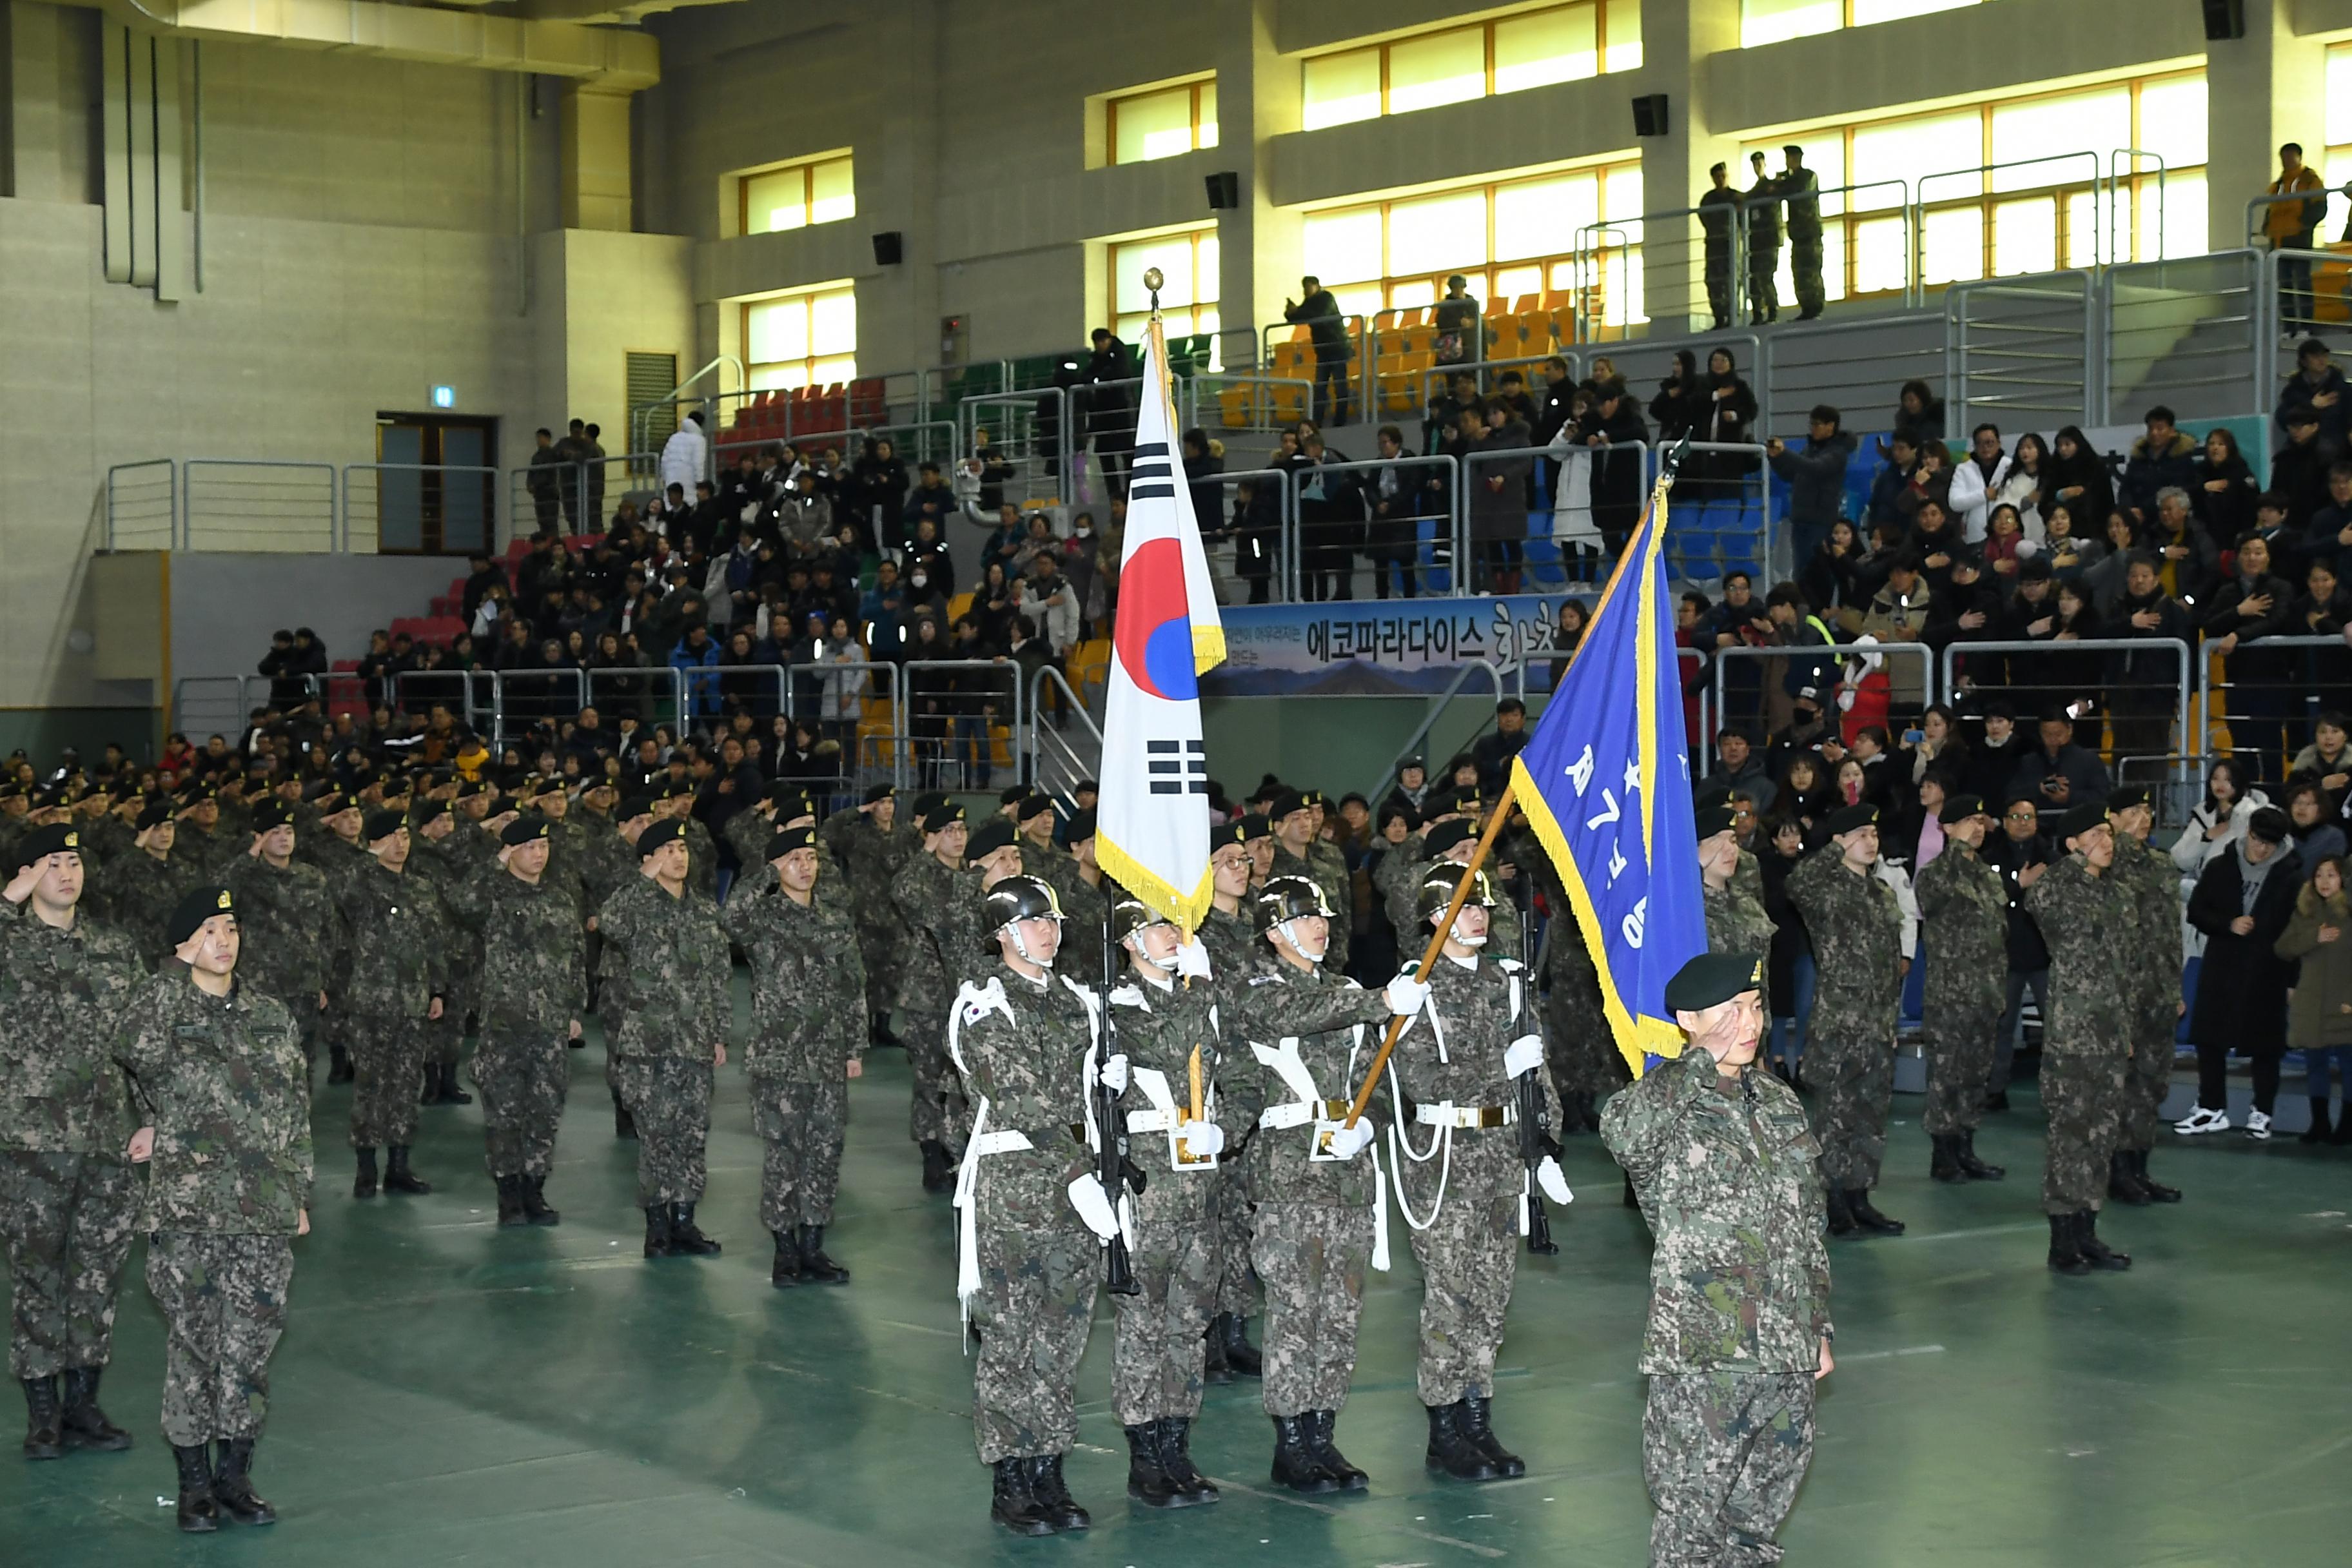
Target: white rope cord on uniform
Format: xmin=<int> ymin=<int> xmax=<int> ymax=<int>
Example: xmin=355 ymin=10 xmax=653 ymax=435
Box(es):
xmin=1384 ymin=1000 xmax=1451 ymax=1233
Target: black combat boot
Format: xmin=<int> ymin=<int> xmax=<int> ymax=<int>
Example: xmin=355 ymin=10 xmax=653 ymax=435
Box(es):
xmin=1825 ymin=1186 xmax=1856 ymax=1237
xmin=2075 ymin=1211 xmax=2131 ymax=1271
xmin=2301 ymin=1098 xmax=2334 ymax=1144
xmin=382 ymin=1146 xmax=431 ymax=1195
xmin=990 ymin=1455 xmax=1055 ymax=1535
xmin=870 ymin=1012 xmax=901 ymax=1051
xmin=1423 ymin=1402 xmax=1498 ymax=1481
xmin=1155 ymin=1416 xmax=1217 ymax=1504
xmin=1306 ymin=1409 xmax=1367 ymax=1491
xmin=419 ymin=1066 xmax=438 ymax=1106
xmin=172 ymin=1442 xmax=220 ymax=1532
xmin=796 ymin=1224 xmax=847 ymax=1283
xmin=1269 ymin=1413 xmax=1338 ymax=1493
xmin=1028 ymin=1453 xmax=1089 ymax=1530
xmin=352 ymin=1146 xmax=379 ymax=1199
xmin=21 ymin=1375 xmax=63 ymax=1460
xmin=1930 ymin=1133 xmax=1965 ymax=1184
xmin=1983 ymin=1088 xmax=2010 ymax=1112
xmin=642 ymin=1205 xmax=672 ymax=1258
xmin=1956 ymin=1131 xmax=2005 ymax=1180
xmin=439 ymin=1063 xmax=473 ymax=1106
xmin=494 ymin=1175 xmax=526 ymax=1227
xmin=520 ymin=1176 xmax=559 ymax=1226
xmin=1845 ymin=1190 xmax=1905 ymax=1235
xmin=1202 ymin=1317 xmax=1233 ymax=1384
xmin=669 ymin=1202 xmax=721 ymax=1256
xmin=326 ymin=1044 xmax=353 ymax=1084
xmin=612 ymin=1090 xmax=637 ymax=1139
xmin=2046 ymin=1213 xmax=2090 ymax=1274
xmin=212 ymin=1436 xmax=277 ymax=1525
xmin=2106 ymin=1152 xmax=2151 ymax=1206
xmin=1124 ymin=1423 xmax=1182 ymax=1507
xmin=770 ymin=1230 xmax=803 ymax=1287
xmin=1457 ymin=1393 xmax=1524 ymax=1477
xmin=59 ymin=1366 xmax=130 ymax=1451
xmin=2132 ymin=1150 xmax=2181 ymax=1202
xmin=1219 ymin=1311 xmax=1263 ymax=1377
xmin=919 ymin=1139 xmax=954 ymax=1193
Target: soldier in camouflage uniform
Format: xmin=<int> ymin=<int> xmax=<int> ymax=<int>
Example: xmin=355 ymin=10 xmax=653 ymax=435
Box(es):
xmin=442 ymin=816 xmax=584 ymax=1227
xmin=2023 ymin=805 xmax=2137 ymax=1275
xmin=331 ymin=810 xmax=447 ymax=1199
xmin=1 ymin=824 xmax=145 ymax=1461
xmin=1603 ymin=951 xmax=1834 ymax=1568
xmin=2104 ymin=787 xmax=2184 ymax=1204
xmin=660 ymin=783 xmax=721 ymax=903
xmin=1528 ymin=854 xmax=1622 ymax=1128
xmin=596 ymin=794 xmax=660 ymax=1136
xmin=1385 ymin=870 xmax=1569 ymax=1484
xmin=95 ymin=801 xmax=204 ymax=969
xmin=1380 ymin=814 xmax=1526 ymax=957
xmin=1784 ymin=803 xmax=1907 ymax=1237
xmin=1102 ymin=899 xmax=1226 ymax=1508
xmin=1911 ymin=794 xmax=2010 ymax=1185
xmin=722 ymin=825 xmax=865 ymax=1287
xmin=598 ymin=817 xmax=732 ymax=1259
xmin=947 ymin=874 xmax=1106 ymax=1536
xmin=221 ymin=801 xmax=335 ymax=1070
xmin=892 ymin=801 xmax=979 ymax=1190
xmin=173 ymin=784 xmax=237 ymax=876
xmin=1199 ymin=818 xmax=1268 ymax=1379
xmin=1699 ymin=804 xmax=1774 ymax=1009
xmin=1054 ymin=809 xmax=1113 ymax=931
xmin=1219 ymin=876 xmax=1428 ymax=1493
xmin=409 ymin=796 xmax=485 ymax=1106
xmin=819 ymin=785 xmax=908 ymax=1046
xmin=114 ymin=884 xmax=311 ymax=1533
xmin=306 ymin=791 xmax=372 ymax=1086
xmin=1268 ymin=792 xmax=1351 ymax=977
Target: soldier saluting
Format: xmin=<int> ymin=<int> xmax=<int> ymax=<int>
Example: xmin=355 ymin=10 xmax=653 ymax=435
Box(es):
xmin=331 ymin=810 xmax=446 ymax=1199
xmin=1602 ymin=952 xmax=1833 ymax=1568
xmin=1912 ymin=794 xmax=2010 ymax=1185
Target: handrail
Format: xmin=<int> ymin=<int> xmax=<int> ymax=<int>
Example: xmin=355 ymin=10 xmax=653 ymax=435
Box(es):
xmin=1713 ymin=642 xmax=1936 ymax=753
xmin=104 ymin=459 xmax=179 ymax=550
xmin=2199 ymin=631 xmax=2352 ymax=783
xmin=342 ymin=462 xmax=498 ymax=554
xmin=2108 ymin=149 xmax=2166 ymax=266
xmin=1418 ymin=353 xmax=1574 ymax=409
xmin=899 ymin=657 xmax=1028 ymax=789
xmin=1026 ymin=663 xmax=1103 ymax=805
xmin=2244 ymin=187 xmax=2339 ymax=245
xmin=1914 ymin=152 xmax=2105 ymax=274
xmin=960 ymin=386 xmax=1070 ymax=505
xmin=630 ymin=354 xmax=747 ymax=462
xmin=1941 ymin=635 xmax=2194 ymax=787
xmin=1291 ymin=453 xmax=1460 ymax=602
xmin=1360 ymin=659 xmax=1507 ymax=807
xmin=182 ymin=460 xmax=339 ymax=553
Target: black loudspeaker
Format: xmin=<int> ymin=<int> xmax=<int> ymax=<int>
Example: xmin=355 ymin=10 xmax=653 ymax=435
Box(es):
xmin=2200 ymin=0 xmax=2244 ymax=39
xmin=1631 ymin=93 xmax=1669 ymax=138
xmin=1204 ymin=171 xmax=1240 ymax=210
xmin=871 ymin=231 xmax=903 ymax=266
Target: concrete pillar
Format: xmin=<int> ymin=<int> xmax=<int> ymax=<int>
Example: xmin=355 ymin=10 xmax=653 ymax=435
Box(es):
xmin=559 ymin=83 xmax=634 ymax=232
xmin=2202 ymin=0 xmax=2329 ymax=254
xmin=1215 ymin=0 xmax=1300 ymax=369
xmin=1634 ymin=0 xmax=1742 ymax=336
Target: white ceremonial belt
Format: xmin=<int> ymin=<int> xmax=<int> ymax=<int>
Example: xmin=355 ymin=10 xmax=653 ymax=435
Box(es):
xmin=1413 ymin=1102 xmax=1516 ymax=1130
xmin=1126 ymin=1109 xmax=1179 ymax=1135
xmin=1260 ymin=1099 xmax=1350 ymax=1131
xmin=969 ymin=1130 xmax=1034 ymax=1157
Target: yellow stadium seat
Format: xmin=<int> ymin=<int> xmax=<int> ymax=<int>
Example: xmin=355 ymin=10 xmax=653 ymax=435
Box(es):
xmin=1218 ymin=384 xmax=1258 ymax=428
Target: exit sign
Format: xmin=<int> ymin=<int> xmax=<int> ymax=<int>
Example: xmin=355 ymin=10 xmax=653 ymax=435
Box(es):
xmin=430 ymin=385 xmax=456 ymax=409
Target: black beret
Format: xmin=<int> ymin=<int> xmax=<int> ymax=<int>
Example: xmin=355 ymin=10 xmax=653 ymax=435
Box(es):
xmin=2055 ymin=803 xmax=2110 ymax=845
xmin=1424 ymin=818 xmax=1477 ymax=857
xmin=1936 ymin=793 xmax=1988 ymax=825
xmin=619 ymin=791 xmax=658 ymax=821
xmin=863 ymin=783 xmax=893 ymax=805
xmin=453 ymin=779 xmax=489 ymax=799
xmin=1300 ymin=789 xmax=1329 ymax=810
xmin=1269 ymin=790 xmax=1309 ymax=821
xmin=1219 ymin=813 xmax=1269 ymax=846
xmin=1064 ymin=807 xmax=1097 ymax=844
xmin=965 ymin=818 xmax=1017 ymax=863
xmin=2106 ymin=785 xmax=2151 ymax=814
xmin=166 ymin=884 xmax=237 ymax=947
xmin=136 ymin=801 xmax=173 ymax=830
xmin=1694 ymin=803 xmax=1736 ymax=839
xmin=1823 ymin=803 xmax=1877 ymax=837
xmin=250 ymin=799 xmax=295 ymax=831
xmin=179 ymin=782 xmax=216 ymax=804
xmin=1447 ymin=791 xmax=1483 ymax=817
xmin=912 ymin=790 xmax=949 ymax=819
xmin=362 ymin=808 xmax=407 ymax=843
xmin=1664 ymin=952 xmax=1765 ymax=1014
xmin=411 ymin=798 xmax=452 ymax=825
xmin=500 ymin=815 xmax=551 ymax=847
xmin=766 ymin=779 xmax=807 ymax=808
xmin=12 ymin=823 xmax=81 ymax=868
xmin=921 ymin=803 xmax=965 ymax=834
xmin=301 ymin=779 xmax=341 ymax=805
xmin=637 ymin=818 xmax=687 ymax=858
xmin=999 ymin=785 xmax=1027 ymax=806
xmin=767 ymin=826 xmax=818 ymax=860
xmin=2248 ymin=806 xmax=2292 ymax=845
xmin=1014 ymin=792 xmax=1056 ymax=825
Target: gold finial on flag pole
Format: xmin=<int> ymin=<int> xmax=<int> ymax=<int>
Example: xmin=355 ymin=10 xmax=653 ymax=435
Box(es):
xmin=1144 ymin=266 xmax=1165 ymax=315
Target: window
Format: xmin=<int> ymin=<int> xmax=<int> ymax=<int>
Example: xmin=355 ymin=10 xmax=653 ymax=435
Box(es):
xmin=745 ymin=282 xmax=857 ymax=392
xmin=1740 ymin=0 xmax=1977 ymax=48
xmin=1108 ymin=77 xmax=1218 ymax=166
xmin=1109 ymin=228 xmax=1221 ymax=342
xmin=1299 ymin=2 xmax=1634 ymax=132
xmin=1741 ymin=68 xmax=2205 ymax=301
xmin=738 ymin=153 xmax=855 ymax=237
xmin=2327 ymin=43 xmax=2352 ymax=242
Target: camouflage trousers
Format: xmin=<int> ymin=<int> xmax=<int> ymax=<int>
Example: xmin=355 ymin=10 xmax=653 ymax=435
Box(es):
xmin=1111 ymin=1167 xmax=1219 ymax=1427
xmin=1545 ymin=988 xmax=1629 ymax=1096
xmin=1251 ymin=1200 xmax=1373 ymax=1418
xmin=2042 ymin=1050 xmax=2128 ymax=1216
xmin=0 ymin=1151 xmax=140 ymax=1380
xmin=971 ymin=1173 xmax=1099 ymax=1464
xmin=1401 ymin=1146 xmax=1519 ymax=1407
xmin=348 ymin=1013 xmax=428 ymax=1150
xmin=612 ymin=1057 xmax=714 ymax=1206
xmin=1923 ymin=1004 xmax=2001 ymax=1136
xmin=1209 ymin=1144 xmax=1260 ymax=1318
xmin=425 ymin=1002 xmax=469 ymax=1073
xmin=750 ymin=1075 xmax=848 ymax=1230
xmin=1642 ymin=1370 xmax=1816 ymax=1568
xmin=474 ymin=1028 xmax=569 ymax=1180
xmin=145 ymin=1233 xmax=294 ymax=1448
xmin=1808 ymin=1036 xmax=1893 ymax=1191
xmin=905 ymin=995 xmax=971 ymax=1148
xmin=855 ymin=921 xmax=899 ymax=1018
xmin=2121 ymin=1005 xmax=2179 ymax=1151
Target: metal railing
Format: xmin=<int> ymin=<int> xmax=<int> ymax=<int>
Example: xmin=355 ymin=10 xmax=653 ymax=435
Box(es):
xmin=2255 ymin=246 xmax=2352 ymax=394
xmin=1509 ymin=438 xmax=1645 ymax=596
xmin=342 ymin=464 xmax=498 ymax=555
xmin=2199 ymin=633 xmax=2352 ymax=784
xmin=1666 ymin=443 xmax=1777 ymax=585
xmin=587 ymin=665 xmax=688 ymax=738
xmin=959 ymin=387 xmax=1068 ymax=505
xmin=387 ymin=669 xmax=492 ymax=733
xmin=899 ymin=658 xmax=1027 ymax=791
xmin=1712 ymin=642 xmax=1936 ymax=745
xmin=1946 ymin=270 xmax=2099 ymax=429
xmin=1184 ymin=371 xmax=1318 ymax=440
xmin=1026 ymin=664 xmax=1102 ymax=807
xmin=1761 ymin=313 xmax=1948 ymax=439
xmin=2102 ymin=251 xmax=2261 ymax=426
xmin=104 ymin=460 xmax=177 ymax=549
xmin=1191 ymin=465 xmax=1294 ymax=607
xmin=181 ymin=460 xmax=338 ymax=551
xmin=1360 ymin=659 xmax=1507 ymax=808
xmin=1261 ymin=312 xmax=1369 ymax=427
xmin=170 ymin=672 xmax=324 ymax=736
xmin=628 ymin=353 xmax=745 ymax=463
xmin=1941 ymin=636 xmax=2195 ymax=787
xmin=1416 ymin=354 xmax=1577 ymax=413
xmin=1291 ymin=453 xmax=1460 ymax=603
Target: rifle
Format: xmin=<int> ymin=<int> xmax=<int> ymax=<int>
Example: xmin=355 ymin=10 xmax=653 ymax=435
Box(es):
xmin=1097 ymin=901 xmax=1141 ymax=1296
xmin=1516 ymin=867 xmax=1560 ymax=1255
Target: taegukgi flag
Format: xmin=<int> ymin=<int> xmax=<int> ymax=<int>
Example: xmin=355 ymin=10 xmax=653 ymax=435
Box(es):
xmin=1095 ymin=313 xmax=1226 ymax=934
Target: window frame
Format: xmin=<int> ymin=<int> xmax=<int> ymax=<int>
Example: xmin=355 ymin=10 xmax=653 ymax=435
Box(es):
xmin=736 ymin=153 xmax=856 ymax=239
xmin=1105 ymin=77 xmax=1218 ymax=166
xmin=741 ymin=282 xmax=859 ymax=395
xmin=1108 ymin=226 xmax=1222 ymax=343
xmin=1741 ymin=0 xmax=1982 ymax=50
xmin=1299 ymin=1 xmax=1623 ymax=130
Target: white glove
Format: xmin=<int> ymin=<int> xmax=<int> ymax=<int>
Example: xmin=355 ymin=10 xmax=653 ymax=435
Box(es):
xmin=1173 ymin=938 xmax=1212 ymax=980
xmin=1067 ymin=1175 xmax=1121 ymax=1239
xmin=1325 ymin=1120 xmax=1375 ymax=1159
xmin=1836 ymin=688 xmax=1857 ymax=712
xmin=1384 ymin=975 xmax=1431 ymax=1017
xmin=1097 ymin=1053 xmax=1129 ymax=1093
xmin=1503 ymin=1034 xmax=1544 ymax=1078
xmin=1178 ymin=1121 xmax=1225 ymax=1159
xmin=1536 ymin=1155 xmax=1573 ymax=1206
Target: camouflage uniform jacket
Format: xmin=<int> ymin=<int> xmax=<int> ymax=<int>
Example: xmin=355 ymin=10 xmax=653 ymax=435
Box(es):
xmin=1195 ymin=906 xmax=1267 ymax=1130
xmin=1912 ymin=841 xmax=2008 ymax=1017
xmin=1106 ymin=970 xmax=1224 ymax=1179
xmin=446 ymin=869 xmax=587 ymax=1037
xmin=1271 ymin=842 xmax=1351 ymax=973
xmin=681 ymin=816 xmax=720 ymax=901
xmin=596 ymin=873 xmax=730 ymax=1061
xmin=1377 ymin=839 xmax=1524 ymax=956
xmin=0 ymin=899 xmax=145 ymax=1152
xmin=891 ymin=853 xmax=977 ymax=1015
xmin=1388 ymin=953 xmax=1560 ymax=1193
xmin=175 ymin=821 xmax=239 ymax=877
xmin=720 ymin=863 xmax=865 ymax=1080
xmin=1784 ymin=848 xmax=1903 ymax=1046
xmin=952 ymin=965 xmax=1100 ymax=1226
xmin=113 ymin=966 xmax=311 ymax=1234
xmin=2110 ymin=834 xmax=2180 ymax=1011
xmin=220 ymin=855 xmax=336 ymax=1014
xmin=1218 ymin=959 xmax=1393 ymax=1207
xmin=1601 ymin=1048 xmax=1832 ymax=1374
xmin=95 ymin=850 xmax=204 ymax=970
xmin=819 ymin=809 xmax=897 ymax=914
xmin=1703 ymin=852 xmax=1776 ymax=975
xmin=544 ymin=814 xmax=598 ymax=908
xmin=575 ymin=818 xmax=635 ymax=915
xmin=329 ymin=859 xmax=446 ymax=1021
xmin=2022 ymin=856 xmax=2133 ymax=1057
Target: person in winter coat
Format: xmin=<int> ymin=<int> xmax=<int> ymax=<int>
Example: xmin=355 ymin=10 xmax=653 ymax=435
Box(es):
xmin=2176 ymin=809 xmax=2302 ymax=1139
xmin=1865 ymin=431 xmax=1921 ymax=530
xmin=2045 ymin=427 xmax=2116 ymax=529
xmin=1689 ymin=348 xmax=1759 ymax=505
xmin=660 ymin=411 xmax=709 ymax=500
xmin=1767 ymin=408 xmax=1857 ymax=570
xmin=1800 ymin=519 xmax=1864 ymax=616
xmin=2288 ymin=711 xmax=2352 ymax=812
xmin=2104 ymin=555 xmax=2192 ymax=769
xmin=2276 ymin=854 xmax=2352 ymax=1144
xmin=2168 ymin=759 xmax=2269 ymax=885
xmin=1469 ymin=407 xmax=1535 ymax=594
xmin=2282 ymin=780 xmax=2348 ymax=865
xmin=2119 ymin=408 xmax=2199 ymax=525
xmin=1993 ymin=433 xmax=2052 ymax=538
xmin=1648 ymin=351 xmax=1704 ymax=442
xmin=1017 ymin=554 xmax=1082 ymax=656
xmin=1944 ymin=422 xmax=2012 ymax=544
xmin=2190 ymin=429 xmax=2259 ymax=545
xmin=670 ymin=622 xmax=722 ymax=720
xmin=2275 ymin=338 xmax=2349 ymax=456
xmin=1893 ymin=380 xmax=1945 ymax=441
xmin=1556 ymin=380 xmax=1647 ymax=564
xmin=2204 ymin=532 xmax=2297 ymax=781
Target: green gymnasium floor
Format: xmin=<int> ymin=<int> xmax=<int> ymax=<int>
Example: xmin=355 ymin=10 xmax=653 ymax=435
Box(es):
xmin=8 ymin=988 xmax=2352 ymax=1567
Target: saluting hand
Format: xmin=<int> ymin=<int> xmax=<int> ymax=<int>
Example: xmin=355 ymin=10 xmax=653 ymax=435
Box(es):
xmin=2 ymin=864 xmax=40 ymax=905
